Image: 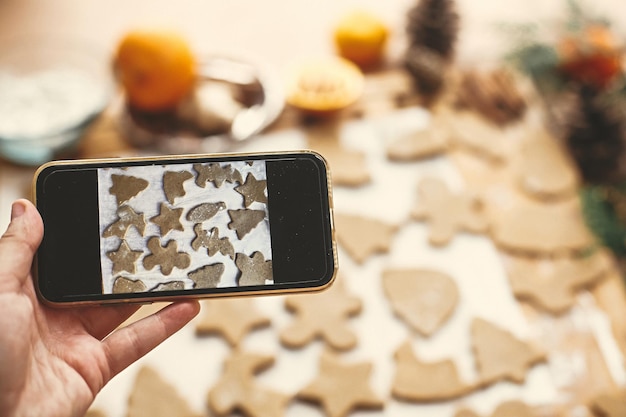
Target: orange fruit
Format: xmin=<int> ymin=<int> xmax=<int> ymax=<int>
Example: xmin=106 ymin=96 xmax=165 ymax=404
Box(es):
xmin=333 ymin=10 xmax=389 ymax=68
xmin=114 ymin=29 xmax=196 ymax=112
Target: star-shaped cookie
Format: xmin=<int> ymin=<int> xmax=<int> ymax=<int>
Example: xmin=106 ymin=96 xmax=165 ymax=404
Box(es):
xmin=471 ymin=318 xmax=545 ymax=385
xmin=143 ymin=237 xmax=191 ymax=276
xmin=191 ymin=225 xmax=235 ymax=259
xmin=187 ymin=263 xmax=225 ymax=288
xmin=298 ymin=352 xmax=384 ymax=417
xmin=280 ymin=278 xmax=361 ymax=350
xmin=109 ymin=174 xmax=149 ymax=206
xmin=228 ymin=209 xmax=266 ymax=240
xmin=235 ymin=252 xmax=273 ymax=286
xmin=107 ymin=240 xmax=143 ymax=275
xmin=194 ymin=163 xmax=243 ymax=188
xmin=186 ymin=202 xmax=226 ymax=223
xmin=235 ymin=173 xmax=268 ymax=207
xmin=195 ymin=298 xmax=271 ymax=346
xmin=208 ymin=350 xmax=290 ymax=417
xmin=411 ymin=177 xmax=488 ymax=246
xmin=150 ymin=203 xmax=184 ymax=237
xmin=163 ymin=170 xmax=193 ymax=204
xmin=103 ymin=205 xmax=146 ymax=239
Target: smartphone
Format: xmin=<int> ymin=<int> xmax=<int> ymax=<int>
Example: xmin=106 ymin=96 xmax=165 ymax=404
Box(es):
xmin=33 ymin=151 xmax=336 ymax=306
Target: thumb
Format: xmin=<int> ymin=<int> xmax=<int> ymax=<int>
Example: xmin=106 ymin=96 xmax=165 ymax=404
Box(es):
xmin=0 ymin=199 xmax=44 ymax=292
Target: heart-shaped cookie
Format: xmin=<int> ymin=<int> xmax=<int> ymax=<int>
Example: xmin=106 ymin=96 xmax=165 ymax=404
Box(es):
xmin=383 ymin=269 xmax=459 ymax=337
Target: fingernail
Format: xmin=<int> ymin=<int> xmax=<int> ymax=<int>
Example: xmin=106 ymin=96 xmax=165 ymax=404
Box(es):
xmin=11 ymin=201 xmax=26 ymax=220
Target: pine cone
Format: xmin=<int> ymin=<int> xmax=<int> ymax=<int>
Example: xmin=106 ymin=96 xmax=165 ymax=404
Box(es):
xmin=566 ymin=88 xmax=626 ymax=183
xmin=404 ymin=45 xmax=447 ymax=98
xmin=406 ymin=0 xmax=459 ymax=60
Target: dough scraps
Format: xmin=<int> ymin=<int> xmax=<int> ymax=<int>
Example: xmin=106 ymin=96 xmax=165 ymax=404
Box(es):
xmin=280 ymin=278 xmax=361 ymax=350
xmin=195 ymin=298 xmax=271 ymax=346
xmin=411 ymin=177 xmax=488 ymax=246
xmin=298 ymin=352 xmax=384 ymax=417
xmin=383 ymin=268 xmax=459 ymax=337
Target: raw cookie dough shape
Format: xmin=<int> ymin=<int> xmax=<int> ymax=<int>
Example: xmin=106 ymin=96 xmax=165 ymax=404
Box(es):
xmin=514 ymin=128 xmax=578 ymax=201
xmin=109 ymin=174 xmax=149 ymax=206
xmin=280 ymin=278 xmax=361 ymax=350
xmin=392 ymin=340 xmax=474 ymax=402
xmin=334 ymin=213 xmax=398 ymax=263
xmin=112 ymin=276 xmax=147 ymax=294
xmin=306 ymin=124 xmax=370 ymax=187
xmin=507 ymin=250 xmax=611 ymax=314
xmin=188 ymin=263 xmax=225 ymax=288
xmin=446 ymin=111 xmax=509 ymax=162
xmin=195 ymin=298 xmax=271 ymax=346
xmin=186 ymin=202 xmax=226 ymax=223
xmin=298 ymin=352 xmax=384 ymax=417
xmin=163 ymin=170 xmax=193 ymax=204
xmin=228 ymin=209 xmax=266 ymax=240
xmin=103 ymin=205 xmax=146 ymax=239
xmin=191 ymin=225 xmax=235 ymax=259
xmin=235 ymin=173 xmax=268 ymax=207
xmin=151 ymin=281 xmax=185 ymax=291
xmin=387 ymin=127 xmax=448 ymax=162
xmin=383 ymin=269 xmax=459 ymax=337
xmin=143 ymin=237 xmax=191 ymax=276
xmin=107 ymin=241 xmax=143 ymax=275
xmin=491 ymin=201 xmax=595 ymax=255
xmin=471 ymin=318 xmax=545 ymax=385
xmin=150 ymin=202 xmax=184 ymax=237
xmin=235 ymin=252 xmax=273 ymax=286
xmin=194 ymin=163 xmax=243 ymax=188
xmin=127 ymin=366 xmax=202 ymax=417
xmin=207 ymin=350 xmax=290 ymax=417
xmin=590 ymin=389 xmax=626 ymax=417
xmin=455 ymin=401 xmax=535 ymax=417
xmin=411 ymin=177 xmax=488 ymax=246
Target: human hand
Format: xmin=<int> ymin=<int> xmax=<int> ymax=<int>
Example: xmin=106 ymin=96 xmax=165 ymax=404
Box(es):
xmin=0 ymin=199 xmax=200 ymax=417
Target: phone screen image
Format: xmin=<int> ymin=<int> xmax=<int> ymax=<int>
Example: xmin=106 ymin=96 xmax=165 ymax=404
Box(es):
xmin=98 ymin=160 xmax=273 ymax=294
xmin=34 ymin=152 xmax=336 ymax=305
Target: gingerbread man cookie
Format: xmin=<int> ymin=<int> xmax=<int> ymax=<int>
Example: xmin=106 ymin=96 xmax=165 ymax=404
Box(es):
xmin=143 ymin=237 xmax=191 ymax=276
xmin=195 ymin=298 xmax=271 ymax=346
xmin=280 ymin=278 xmax=361 ymax=350
xmin=383 ymin=269 xmax=459 ymax=337
xmin=411 ymin=177 xmax=488 ymax=246
xmin=298 ymin=352 xmax=384 ymax=417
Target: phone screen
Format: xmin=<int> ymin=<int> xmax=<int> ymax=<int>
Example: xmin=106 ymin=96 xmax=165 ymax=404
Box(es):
xmin=34 ymin=152 xmax=336 ymax=305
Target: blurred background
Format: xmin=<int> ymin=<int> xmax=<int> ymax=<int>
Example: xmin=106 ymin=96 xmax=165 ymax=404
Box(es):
xmin=1 ymin=0 xmax=626 ymax=416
